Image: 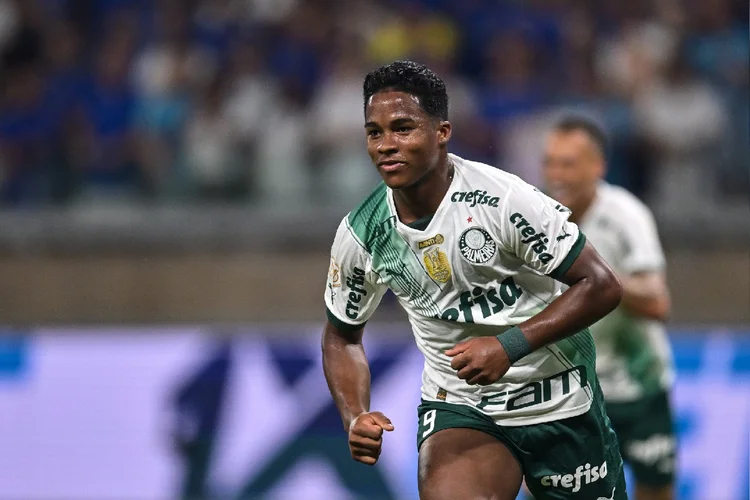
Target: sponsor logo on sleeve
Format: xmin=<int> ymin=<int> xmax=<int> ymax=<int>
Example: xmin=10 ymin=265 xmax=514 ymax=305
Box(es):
xmin=509 ymin=212 xmax=556 ymax=264
xmin=345 ymin=267 xmax=368 ymax=320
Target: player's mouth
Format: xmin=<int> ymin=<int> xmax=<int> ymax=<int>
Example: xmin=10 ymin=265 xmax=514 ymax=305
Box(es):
xmin=377 ymin=160 xmax=407 ymax=172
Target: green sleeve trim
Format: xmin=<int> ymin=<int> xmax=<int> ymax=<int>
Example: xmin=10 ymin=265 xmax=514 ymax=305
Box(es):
xmin=548 ymin=232 xmax=586 ymax=280
xmin=326 ymin=307 xmax=366 ymax=332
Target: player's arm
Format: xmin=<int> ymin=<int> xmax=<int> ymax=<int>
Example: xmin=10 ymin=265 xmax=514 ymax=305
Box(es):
xmin=321 ymin=217 xmax=391 ymax=464
xmin=616 ymin=203 xmax=671 ymax=321
xmin=448 ymin=186 xmax=621 ymax=385
xmin=518 ymin=241 xmax=622 ymax=351
xmin=619 ymin=271 xmax=670 ymax=321
xmin=321 ymin=320 xmax=371 ymax=430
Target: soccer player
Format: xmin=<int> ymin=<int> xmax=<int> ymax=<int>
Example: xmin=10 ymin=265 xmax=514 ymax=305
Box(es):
xmin=543 ymin=117 xmax=676 ymax=500
xmin=322 ymin=60 xmax=627 ymax=500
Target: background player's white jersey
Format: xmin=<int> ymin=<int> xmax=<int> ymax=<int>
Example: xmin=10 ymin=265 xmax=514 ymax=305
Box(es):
xmin=324 ymin=154 xmax=600 ymax=426
xmin=579 ymin=182 xmax=674 ymax=403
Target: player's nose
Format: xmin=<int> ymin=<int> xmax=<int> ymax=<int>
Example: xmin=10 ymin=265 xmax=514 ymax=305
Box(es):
xmin=377 ymin=132 xmax=398 ymax=154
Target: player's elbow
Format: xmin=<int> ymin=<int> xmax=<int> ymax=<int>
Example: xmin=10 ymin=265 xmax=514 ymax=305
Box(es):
xmin=593 ymin=267 xmax=623 ymax=316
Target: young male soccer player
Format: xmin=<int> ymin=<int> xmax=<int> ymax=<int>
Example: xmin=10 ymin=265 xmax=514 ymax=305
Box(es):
xmin=543 ymin=117 xmax=676 ymax=500
xmin=322 ymin=60 xmax=627 ymax=500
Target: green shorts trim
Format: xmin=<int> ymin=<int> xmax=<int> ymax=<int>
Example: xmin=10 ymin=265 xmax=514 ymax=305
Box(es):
xmin=606 ymin=390 xmax=676 ymax=487
xmin=417 ymin=395 xmax=627 ymax=499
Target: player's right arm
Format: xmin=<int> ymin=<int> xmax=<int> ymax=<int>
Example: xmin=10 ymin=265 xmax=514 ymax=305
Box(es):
xmin=321 ymin=217 xmax=392 ymax=465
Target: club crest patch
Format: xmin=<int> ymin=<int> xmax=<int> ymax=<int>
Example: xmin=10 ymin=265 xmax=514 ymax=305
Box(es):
xmin=458 ymin=226 xmax=497 ymax=264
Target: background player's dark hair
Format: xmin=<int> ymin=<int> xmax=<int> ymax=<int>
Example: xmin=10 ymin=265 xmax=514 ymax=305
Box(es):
xmin=363 ymin=60 xmax=449 ymax=120
xmin=554 ymin=115 xmax=609 ymax=158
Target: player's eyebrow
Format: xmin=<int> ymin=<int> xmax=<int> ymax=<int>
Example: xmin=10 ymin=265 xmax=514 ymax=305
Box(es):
xmin=364 ymin=117 xmax=417 ymax=129
xmin=390 ymin=117 xmax=416 ymax=126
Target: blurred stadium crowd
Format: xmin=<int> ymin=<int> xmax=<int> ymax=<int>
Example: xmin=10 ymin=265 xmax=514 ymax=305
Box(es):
xmin=0 ymin=0 xmax=747 ymax=215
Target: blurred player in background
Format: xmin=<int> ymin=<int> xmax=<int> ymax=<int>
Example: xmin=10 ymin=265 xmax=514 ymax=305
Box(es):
xmin=543 ymin=116 xmax=676 ymax=500
xmin=322 ymin=60 xmax=628 ymax=499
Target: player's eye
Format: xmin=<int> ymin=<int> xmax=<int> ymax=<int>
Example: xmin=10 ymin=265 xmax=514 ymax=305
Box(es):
xmin=395 ymin=126 xmax=412 ymax=133
xmin=366 ymin=129 xmax=381 ymax=138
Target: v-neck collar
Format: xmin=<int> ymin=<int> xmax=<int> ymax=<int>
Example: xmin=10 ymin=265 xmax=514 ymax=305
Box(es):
xmin=387 ymin=154 xmax=460 ymax=234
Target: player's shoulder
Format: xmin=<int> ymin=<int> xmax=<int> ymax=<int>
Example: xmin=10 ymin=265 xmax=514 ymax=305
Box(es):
xmin=339 ymin=182 xmax=391 ymax=253
xmin=452 ymin=153 xmax=537 ymax=200
xmin=596 ymin=182 xmax=655 ymax=223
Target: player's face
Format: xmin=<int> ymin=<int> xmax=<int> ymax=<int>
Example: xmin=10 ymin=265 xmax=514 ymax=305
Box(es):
xmin=542 ymin=130 xmax=604 ymax=213
xmin=364 ymin=91 xmax=450 ymax=190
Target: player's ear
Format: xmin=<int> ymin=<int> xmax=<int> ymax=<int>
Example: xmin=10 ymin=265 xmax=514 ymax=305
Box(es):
xmin=437 ymin=120 xmax=452 ymax=146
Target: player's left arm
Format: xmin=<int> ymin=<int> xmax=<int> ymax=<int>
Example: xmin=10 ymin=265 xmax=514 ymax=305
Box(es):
xmin=519 ymin=240 xmax=623 ymax=351
xmin=448 ymin=185 xmax=622 ymax=385
xmin=617 ymin=204 xmax=671 ymax=321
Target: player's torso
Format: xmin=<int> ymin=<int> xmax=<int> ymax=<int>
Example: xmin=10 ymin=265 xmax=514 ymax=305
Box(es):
xmin=360 ymin=163 xmax=559 ymax=336
xmin=350 ymin=156 xmax=594 ymax=424
xmin=579 ymin=185 xmax=673 ymax=401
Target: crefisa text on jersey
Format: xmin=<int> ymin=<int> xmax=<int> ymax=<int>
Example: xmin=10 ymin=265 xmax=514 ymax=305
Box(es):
xmin=509 ymin=212 xmax=565 ymax=264
xmin=438 ymin=276 xmax=524 ymax=322
xmin=345 ymin=267 xmax=368 ymax=320
xmin=451 ymin=190 xmax=500 ymax=208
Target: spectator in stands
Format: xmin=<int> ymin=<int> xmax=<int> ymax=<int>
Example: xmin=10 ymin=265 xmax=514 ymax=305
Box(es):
xmin=634 ymin=43 xmax=728 ymax=218
xmin=307 ymin=35 xmax=378 ymax=205
xmin=74 ymin=16 xmax=141 ymax=201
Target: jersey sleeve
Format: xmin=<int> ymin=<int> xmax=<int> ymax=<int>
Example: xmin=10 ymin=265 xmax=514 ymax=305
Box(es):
xmin=500 ymin=184 xmax=586 ymax=280
xmin=618 ymin=203 xmax=666 ymax=274
xmin=324 ymin=217 xmax=388 ymax=330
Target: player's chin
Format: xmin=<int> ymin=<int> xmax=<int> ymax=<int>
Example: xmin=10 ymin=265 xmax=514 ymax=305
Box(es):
xmin=378 ymin=170 xmax=414 ymax=190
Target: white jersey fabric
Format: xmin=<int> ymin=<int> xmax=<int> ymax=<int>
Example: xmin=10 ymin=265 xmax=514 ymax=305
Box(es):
xmin=324 ymin=153 xmax=600 ymax=426
xmin=579 ymin=182 xmax=674 ymax=403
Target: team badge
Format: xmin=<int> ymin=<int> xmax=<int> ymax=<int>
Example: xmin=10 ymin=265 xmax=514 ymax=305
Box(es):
xmin=423 ymin=246 xmax=452 ymax=283
xmin=328 ymin=257 xmax=341 ymax=287
xmin=327 ymin=257 xmax=341 ymax=301
xmin=458 ymin=226 xmax=497 ymax=264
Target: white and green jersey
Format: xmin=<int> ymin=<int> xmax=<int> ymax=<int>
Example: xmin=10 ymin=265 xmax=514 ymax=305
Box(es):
xmin=579 ymin=182 xmax=674 ymax=403
xmin=324 ymin=153 xmax=599 ymax=426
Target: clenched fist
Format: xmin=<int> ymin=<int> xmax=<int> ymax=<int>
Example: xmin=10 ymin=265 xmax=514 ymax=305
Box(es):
xmin=347 ymin=411 xmax=394 ymax=465
xmin=446 ymin=337 xmax=511 ymax=385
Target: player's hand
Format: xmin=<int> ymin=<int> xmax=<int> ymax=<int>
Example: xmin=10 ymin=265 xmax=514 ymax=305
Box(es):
xmin=347 ymin=411 xmax=394 ymax=465
xmin=446 ymin=337 xmax=511 ymax=385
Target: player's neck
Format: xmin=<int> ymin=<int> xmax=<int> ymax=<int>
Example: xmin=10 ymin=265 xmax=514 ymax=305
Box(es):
xmin=393 ymin=156 xmax=454 ymax=224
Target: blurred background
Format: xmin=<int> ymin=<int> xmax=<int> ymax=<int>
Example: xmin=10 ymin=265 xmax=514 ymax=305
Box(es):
xmin=0 ymin=0 xmax=747 ymax=499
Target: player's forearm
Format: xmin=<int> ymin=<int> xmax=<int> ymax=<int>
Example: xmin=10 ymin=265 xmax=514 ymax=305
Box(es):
xmin=321 ymin=323 xmax=371 ymax=431
xmin=619 ymin=274 xmax=671 ymax=321
xmin=520 ymin=245 xmax=623 ymax=350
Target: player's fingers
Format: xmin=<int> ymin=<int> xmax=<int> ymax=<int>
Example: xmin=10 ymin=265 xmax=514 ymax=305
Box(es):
xmin=369 ymin=411 xmax=395 ymax=432
xmin=351 ymin=441 xmax=382 ymax=456
xmin=450 ymin=352 xmax=470 ymax=371
xmin=351 ymin=443 xmax=382 ymax=463
xmin=445 ymin=340 xmax=471 ymax=357
xmin=353 ymin=454 xmax=378 ymax=466
xmin=467 ymin=372 xmax=486 ymax=386
xmin=457 ymin=365 xmax=480 ymax=381
xmin=349 ymin=435 xmax=382 ymax=450
xmin=355 ymin=422 xmax=384 ymax=440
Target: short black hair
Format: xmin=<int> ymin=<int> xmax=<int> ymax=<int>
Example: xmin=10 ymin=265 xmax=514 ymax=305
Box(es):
xmin=554 ymin=115 xmax=609 ymax=157
xmin=363 ymin=60 xmax=449 ymax=120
